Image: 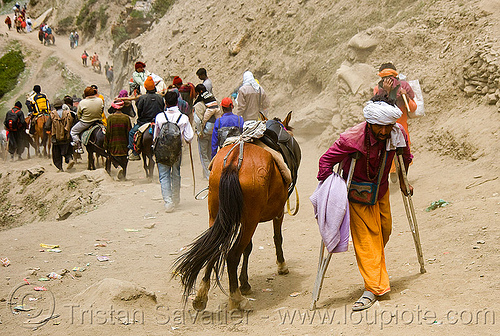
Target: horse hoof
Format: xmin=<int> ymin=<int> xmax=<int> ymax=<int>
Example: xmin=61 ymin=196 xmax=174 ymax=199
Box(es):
xmin=240 ymin=285 xmax=252 ymax=295
xmin=277 ymin=262 xmax=289 ymax=275
xmin=229 ymin=297 xmax=251 ymax=311
xmin=117 ymin=169 xmax=125 ymax=180
xmin=192 ymin=296 xmax=207 ymax=312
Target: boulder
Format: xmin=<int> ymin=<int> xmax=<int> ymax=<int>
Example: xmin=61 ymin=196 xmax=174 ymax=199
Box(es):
xmin=336 ymin=62 xmax=375 ymax=95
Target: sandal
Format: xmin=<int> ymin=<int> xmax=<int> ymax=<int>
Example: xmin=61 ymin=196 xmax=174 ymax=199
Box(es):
xmin=352 ymin=290 xmax=376 ymax=311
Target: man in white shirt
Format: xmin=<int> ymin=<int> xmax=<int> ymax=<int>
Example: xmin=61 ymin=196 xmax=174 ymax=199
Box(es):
xmin=154 ymin=91 xmax=194 ymax=212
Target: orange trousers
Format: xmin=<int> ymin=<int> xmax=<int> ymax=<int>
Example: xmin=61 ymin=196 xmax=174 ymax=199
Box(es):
xmin=349 ymin=190 xmax=392 ymax=296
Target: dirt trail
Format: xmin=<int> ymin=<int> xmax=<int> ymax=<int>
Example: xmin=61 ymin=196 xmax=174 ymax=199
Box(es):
xmin=1 ymin=15 xmax=110 ymax=109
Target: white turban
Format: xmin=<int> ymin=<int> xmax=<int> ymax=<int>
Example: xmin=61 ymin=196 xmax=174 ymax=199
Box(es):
xmin=363 ymin=100 xmax=406 ymax=150
xmin=363 ymin=100 xmax=402 ymax=125
xmin=242 ymin=71 xmax=260 ymax=92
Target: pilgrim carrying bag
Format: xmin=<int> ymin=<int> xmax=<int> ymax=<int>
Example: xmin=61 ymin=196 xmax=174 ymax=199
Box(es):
xmin=153 ymin=113 xmax=183 ymax=166
xmin=348 ymin=152 xmax=388 ymax=205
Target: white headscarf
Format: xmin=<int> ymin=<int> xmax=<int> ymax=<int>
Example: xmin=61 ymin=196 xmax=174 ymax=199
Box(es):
xmin=363 ymin=100 xmax=406 ymax=150
xmin=363 ymin=100 xmax=402 ymax=125
xmin=242 ymin=71 xmax=260 ymax=92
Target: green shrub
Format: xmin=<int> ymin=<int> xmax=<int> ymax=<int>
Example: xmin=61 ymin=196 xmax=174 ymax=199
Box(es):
xmin=76 ymin=0 xmax=98 ymax=26
xmin=99 ymin=5 xmax=109 ymax=29
xmin=151 ymin=0 xmax=176 ymax=19
xmin=111 ymin=26 xmax=129 ymax=46
xmin=130 ymin=10 xmax=144 ymax=19
xmin=0 ymin=50 xmax=25 ymax=99
xmin=57 ymin=16 xmax=75 ymax=34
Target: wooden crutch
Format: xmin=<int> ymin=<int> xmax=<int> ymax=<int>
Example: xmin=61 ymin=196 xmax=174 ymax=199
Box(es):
xmin=394 ymin=148 xmax=426 ymax=274
xmin=310 ymin=152 xmax=360 ymax=310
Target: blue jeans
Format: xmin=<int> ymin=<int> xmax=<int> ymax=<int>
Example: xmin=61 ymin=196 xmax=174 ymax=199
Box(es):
xmin=128 ymin=123 xmax=141 ymax=152
xmin=157 ymin=156 xmax=182 ymax=206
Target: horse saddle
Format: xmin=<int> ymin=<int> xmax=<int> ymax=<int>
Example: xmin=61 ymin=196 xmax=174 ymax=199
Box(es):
xmin=138 ymin=122 xmax=152 ymax=134
xmin=260 ymin=120 xmax=301 ymax=196
xmin=82 ymin=124 xmax=105 ymax=146
xmin=133 ymin=122 xmax=154 ymax=153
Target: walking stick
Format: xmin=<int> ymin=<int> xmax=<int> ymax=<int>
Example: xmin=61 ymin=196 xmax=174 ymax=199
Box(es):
xmin=311 ymin=152 xmax=360 ymax=310
xmin=401 ymin=93 xmax=411 ymax=113
xmin=188 ymin=142 xmax=196 ymax=196
xmin=394 ymin=148 xmax=426 ymax=274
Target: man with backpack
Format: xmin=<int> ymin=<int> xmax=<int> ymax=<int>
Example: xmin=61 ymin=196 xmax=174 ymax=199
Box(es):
xmin=373 ymin=63 xmax=417 ymax=183
xmin=45 ymin=99 xmax=74 ymax=171
xmin=4 ymin=101 xmax=27 ymax=160
xmin=211 ymin=97 xmax=243 ymax=159
xmin=27 ymin=85 xmax=50 ymax=134
xmin=153 ymin=91 xmax=193 ymax=213
xmin=193 ymin=84 xmax=221 ymax=180
xmin=81 ymin=50 xmax=88 ymax=66
xmin=128 ymin=76 xmax=165 ymax=161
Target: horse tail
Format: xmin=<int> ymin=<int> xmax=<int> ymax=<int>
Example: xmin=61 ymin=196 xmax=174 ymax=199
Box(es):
xmin=172 ymin=163 xmax=243 ymax=301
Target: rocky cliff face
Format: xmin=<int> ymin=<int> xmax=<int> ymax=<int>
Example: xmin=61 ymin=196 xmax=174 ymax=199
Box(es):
xmin=21 ymin=0 xmax=500 ymax=163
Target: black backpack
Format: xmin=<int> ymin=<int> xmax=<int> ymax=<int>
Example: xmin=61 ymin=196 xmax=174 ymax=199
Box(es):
xmin=216 ymin=117 xmax=242 ymax=147
xmin=5 ymin=108 xmax=20 ymax=131
xmin=153 ymin=112 xmax=183 ymax=166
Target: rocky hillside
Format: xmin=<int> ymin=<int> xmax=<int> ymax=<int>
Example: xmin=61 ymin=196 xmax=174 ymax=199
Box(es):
xmin=8 ymin=0 xmax=500 ymax=169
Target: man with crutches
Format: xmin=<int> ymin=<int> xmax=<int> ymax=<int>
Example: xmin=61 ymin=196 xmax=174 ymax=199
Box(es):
xmin=316 ymin=95 xmax=414 ymax=311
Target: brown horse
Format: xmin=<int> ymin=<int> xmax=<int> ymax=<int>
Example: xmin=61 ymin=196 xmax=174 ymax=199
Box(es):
xmin=133 ymin=124 xmax=155 ymax=180
xmin=26 ymin=114 xmax=51 ymax=157
xmin=173 ymin=114 xmax=299 ymax=311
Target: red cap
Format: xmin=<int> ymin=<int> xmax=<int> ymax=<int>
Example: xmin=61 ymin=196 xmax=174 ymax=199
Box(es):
xmin=172 ymin=76 xmax=182 ymax=86
xmin=135 ymin=61 xmax=146 ymax=70
xmin=221 ymin=97 xmax=234 ymax=108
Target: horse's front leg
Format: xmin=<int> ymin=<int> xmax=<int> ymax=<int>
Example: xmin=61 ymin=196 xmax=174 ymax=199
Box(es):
xmin=105 ymin=156 xmax=111 ymax=175
xmin=35 ymin=135 xmax=41 ymax=156
xmin=87 ymin=151 xmax=94 ymax=170
xmin=142 ymin=153 xmax=149 ymax=178
xmin=273 ymin=210 xmax=289 ymax=275
xmin=148 ymin=154 xmax=155 ymax=179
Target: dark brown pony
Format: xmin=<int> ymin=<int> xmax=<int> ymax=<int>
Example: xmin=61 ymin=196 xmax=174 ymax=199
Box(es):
xmin=43 ymin=32 xmax=55 ymax=45
xmin=85 ymin=126 xmax=128 ymax=177
xmin=26 ymin=114 xmax=51 ymax=157
xmin=85 ymin=126 xmax=107 ymax=170
xmin=173 ymin=113 xmax=297 ymax=310
xmin=136 ymin=124 xmax=155 ymax=180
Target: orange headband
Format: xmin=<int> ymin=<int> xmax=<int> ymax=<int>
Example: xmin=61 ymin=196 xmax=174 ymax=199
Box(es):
xmin=378 ymin=69 xmax=399 ymax=78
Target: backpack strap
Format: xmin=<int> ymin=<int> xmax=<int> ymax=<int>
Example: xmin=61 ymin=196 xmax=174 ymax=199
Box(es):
xmin=175 ymin=113 xmax=182 ymax=124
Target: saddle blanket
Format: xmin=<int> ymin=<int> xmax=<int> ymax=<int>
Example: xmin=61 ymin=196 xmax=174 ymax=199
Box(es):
xmin=138 ymin=122 xmax=151 ymax=134
xmin=82 ymin=124 xmax=103 ymax=146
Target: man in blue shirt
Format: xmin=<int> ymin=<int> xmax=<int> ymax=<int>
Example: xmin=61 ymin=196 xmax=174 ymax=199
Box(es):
xmin=211 ymin=97 xmax=244 ymax=158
